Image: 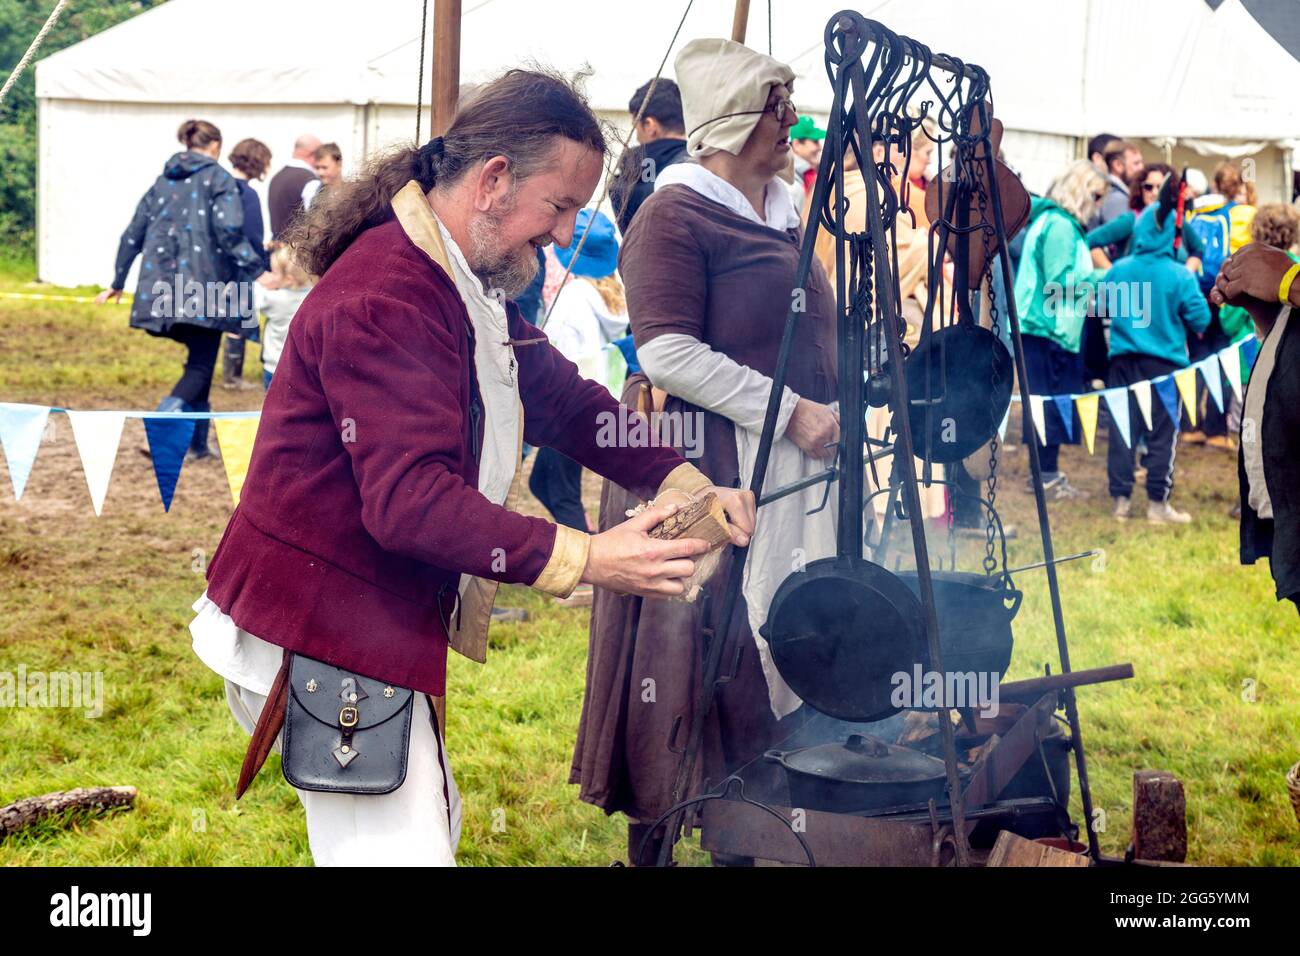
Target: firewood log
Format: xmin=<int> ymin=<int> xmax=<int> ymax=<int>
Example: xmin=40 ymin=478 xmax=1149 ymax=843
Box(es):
xmin=0 ymin=786 xmax=137 ymax=838
xmin=645 ymin=492 xmax=732 ymax=602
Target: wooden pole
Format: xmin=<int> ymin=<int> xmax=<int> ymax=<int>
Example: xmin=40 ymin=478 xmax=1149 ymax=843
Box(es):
xmin=731 ymin=0 xmax=750 ymax=44
xmin=430 ymin=0 xmax=462 ymax=138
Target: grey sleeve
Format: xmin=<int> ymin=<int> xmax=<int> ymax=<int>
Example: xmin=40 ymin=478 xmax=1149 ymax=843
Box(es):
xmin=1099 ymin=188 xmax=1129 ymax=224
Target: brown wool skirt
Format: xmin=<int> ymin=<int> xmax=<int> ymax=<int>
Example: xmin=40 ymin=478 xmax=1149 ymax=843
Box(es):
xmin=569 ymin=375 xmax=783 ymax=821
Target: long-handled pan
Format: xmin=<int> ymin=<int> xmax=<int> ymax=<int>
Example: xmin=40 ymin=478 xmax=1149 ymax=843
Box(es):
xmin=759 ymin=28 xmax=929 ymax=724
xmin=905 ymin=104 xmax=1028 ymax=464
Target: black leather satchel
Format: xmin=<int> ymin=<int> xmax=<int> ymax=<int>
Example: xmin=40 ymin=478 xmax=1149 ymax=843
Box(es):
xmin=280 ymin=654 xmax=415 ymax=795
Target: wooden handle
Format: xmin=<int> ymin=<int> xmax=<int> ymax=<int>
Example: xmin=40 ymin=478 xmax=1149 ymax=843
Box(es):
xmin=731 ymin=0 xmax=750 ymax=43
xmin=430 ymin=0 xmax=462 ymax=137
xmin=998 ymin=663 xmax=1134 ymax=700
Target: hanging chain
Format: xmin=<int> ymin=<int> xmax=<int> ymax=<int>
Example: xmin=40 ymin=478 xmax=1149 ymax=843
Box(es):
xmin=974 ymin=169 xmax=1001 ymax=576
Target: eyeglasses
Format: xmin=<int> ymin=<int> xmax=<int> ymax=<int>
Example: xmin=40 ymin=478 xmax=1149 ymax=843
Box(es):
xmin=1142 ymin=182 xmax=1160 ymax=192
xmin=687 ymin=98 xmax=798 ymax=142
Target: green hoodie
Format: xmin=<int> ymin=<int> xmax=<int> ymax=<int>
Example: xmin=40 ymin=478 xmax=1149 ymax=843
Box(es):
xmin=1013 ymin=196 xmax=1107 ymax=353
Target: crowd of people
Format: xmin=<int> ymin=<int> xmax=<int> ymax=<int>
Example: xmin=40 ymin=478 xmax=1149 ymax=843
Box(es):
xmin=84 ymin=46 xmax=1299 ymax=867
xmin=96 ymin=123 xmax=340 ymax=459
xmin=1014 ymin=135 xmax=1299 ymax=525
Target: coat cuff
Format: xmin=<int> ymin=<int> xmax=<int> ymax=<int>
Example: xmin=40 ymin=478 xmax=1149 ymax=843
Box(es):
xmin=531 ymin=524 xmax=591 ymax=597
xmin=656 ymin=462 xmax=713 ymax=498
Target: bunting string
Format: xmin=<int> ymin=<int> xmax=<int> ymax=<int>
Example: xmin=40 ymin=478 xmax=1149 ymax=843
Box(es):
xmin=1009 ymin=338 xmax=1258 ymax=453
xmin=0 ymin=404 xmax=261 ymax=513
xmin=0 ymin=338 xmax=1262 ymax=514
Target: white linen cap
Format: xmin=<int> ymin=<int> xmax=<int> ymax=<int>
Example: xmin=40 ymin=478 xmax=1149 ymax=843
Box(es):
xmin=674 ymin=38 xmax=797 ymax=159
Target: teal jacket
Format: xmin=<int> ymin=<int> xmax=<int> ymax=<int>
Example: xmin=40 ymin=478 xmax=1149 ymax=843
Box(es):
xmin=1102 ymin=204 xmax=1210 ymax=367
xmin=1014 ymin=197 xmax=1106 ymax=353
xmin=1086 ymin=208 xmax=1204 ymax=262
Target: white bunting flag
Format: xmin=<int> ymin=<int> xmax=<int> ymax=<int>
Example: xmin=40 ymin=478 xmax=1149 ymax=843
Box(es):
xmin=0 ymin=402 xmax=51 ymax=501
xmin=1100 ymin=388 xmax=1131 ymax=450
xmin=1028 ymin=395 xmax=1047 ymax=446
xmin=1198 ymin=356 xmax=1224 ymax=413
xmin=1130 ymin=379 xmax=1154 ymax=431
xmin=67 ymin=411 xmax=126 ymax=516
xmin=1219 ymin=343 xmax=1243 ymax=403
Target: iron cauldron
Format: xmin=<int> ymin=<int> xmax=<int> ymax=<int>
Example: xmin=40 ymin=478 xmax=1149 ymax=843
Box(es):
xmin=896 ymin=570 xmax=1022 ymax=678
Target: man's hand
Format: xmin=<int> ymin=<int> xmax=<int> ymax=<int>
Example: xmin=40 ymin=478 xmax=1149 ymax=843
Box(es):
xmin=786 ymin=397 xmax=840 ymax=460
xmin=581 ymin=502 xmax=711 ymax=598
xmin=704 ymin=486 xmax=756 ymax=547
xmin=94 ymin=289 xmax=124 ymax=305
xmin=1212 ymin=243 xmax=1297 ymax=307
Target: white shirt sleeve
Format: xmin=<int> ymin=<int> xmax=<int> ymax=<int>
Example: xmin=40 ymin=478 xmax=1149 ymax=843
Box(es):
xmin=637 ymin=332 xmax=802 ymax=439
xmin=543 ymin=285 xmax=598 ymax=364
xmin=301 ymin=179 xmax=322 ymax=209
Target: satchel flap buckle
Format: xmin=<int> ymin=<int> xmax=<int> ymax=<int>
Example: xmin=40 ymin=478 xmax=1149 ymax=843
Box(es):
xmin=338 ymin=705 xmax=360 ymax=728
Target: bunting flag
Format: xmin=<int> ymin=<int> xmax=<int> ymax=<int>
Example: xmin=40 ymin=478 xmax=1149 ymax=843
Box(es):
xmin=1051 ymin=395 xmax=1075 ymax=442
xmin=1130 ymin=379 xmax=1154 ymax=431
xmin=66 ymin=411 xmax=126 ymax=516
xmin=1173 ymin=367 xmax=1199 ymax=428
xmin=1197 ymin=357 xmax=1224 ymax=413
xmin=1241 ymin=336 xmax=1260 ymax=372
xmin=0 ymin=406 xmax=260 ymax=513
xmin=1074 ymin=393 xmax=1100 ymax=454
xmin=143 ymin=417 xmax=196 ymax=512
xmin=1219 ymin=345 xmax=1244 ymax=403
xmin=1028 ymin=395 xmax=1047 ymax=446
xmin=1153 ymin=375 xmax=1181 ymax=428
xmin=0 ymin=402 xmax=51 ymax=501
xmin=1100 ymin=387 xmax=1131 ymax=449
xmin=214 ymin=417 xmax=260 ymax=506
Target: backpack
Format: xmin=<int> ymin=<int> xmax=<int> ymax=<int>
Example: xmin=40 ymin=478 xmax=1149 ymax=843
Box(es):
xmin=1186 ymin=202 xmax=1235 ymax=294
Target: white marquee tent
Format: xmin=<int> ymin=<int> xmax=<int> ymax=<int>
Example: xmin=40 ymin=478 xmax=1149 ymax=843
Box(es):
xmin=35 ymin=0 xmax=1300 ymax=287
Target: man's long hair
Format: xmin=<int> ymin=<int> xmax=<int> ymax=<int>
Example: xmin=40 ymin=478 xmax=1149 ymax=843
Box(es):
xmin=288 ymin=69 xmax=607 ymax=277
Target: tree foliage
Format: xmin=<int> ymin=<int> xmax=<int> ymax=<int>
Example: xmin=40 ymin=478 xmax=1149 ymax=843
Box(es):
xmin=0 ymin=1 xmax=168 ymax=255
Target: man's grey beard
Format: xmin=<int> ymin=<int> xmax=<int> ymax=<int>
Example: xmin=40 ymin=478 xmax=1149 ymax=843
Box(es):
xmin=466 ymin=205 xmax=540 ymax=298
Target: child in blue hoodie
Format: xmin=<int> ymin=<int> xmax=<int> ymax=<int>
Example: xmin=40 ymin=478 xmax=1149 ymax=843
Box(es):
xmin=1102 ymin=203 xmax=1210 ymax=523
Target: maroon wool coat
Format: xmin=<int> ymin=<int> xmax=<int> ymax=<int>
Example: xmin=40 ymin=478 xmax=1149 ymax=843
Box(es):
xmin=205 ymin=210 xmax=690 ymax=697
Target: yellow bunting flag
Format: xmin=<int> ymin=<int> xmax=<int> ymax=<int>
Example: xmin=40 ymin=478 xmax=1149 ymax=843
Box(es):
xmin=1173 ymin=367 xmax=1198 ymax=428
xmin=213 ymin=417 xmax=261 ymax=506
xmin=1074 ymin=393 xmax=1100 ymax=455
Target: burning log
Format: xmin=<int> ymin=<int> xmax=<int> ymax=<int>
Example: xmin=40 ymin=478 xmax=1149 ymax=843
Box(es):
xmin=0 ymin=786 xmax=137 ymax=838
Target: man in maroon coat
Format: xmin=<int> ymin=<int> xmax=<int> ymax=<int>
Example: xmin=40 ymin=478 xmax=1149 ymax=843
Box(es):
xmin=188 ymin=70 xmax=754 ymax=866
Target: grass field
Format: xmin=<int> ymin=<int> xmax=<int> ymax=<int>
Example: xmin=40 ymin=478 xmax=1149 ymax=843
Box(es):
xmin=1 ymin=260 xmax=1297 ymax=866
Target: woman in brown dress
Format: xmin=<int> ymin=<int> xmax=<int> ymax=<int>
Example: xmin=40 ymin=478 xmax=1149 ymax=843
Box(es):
xmin=570 ymin=39 xmax=841 ymax=863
